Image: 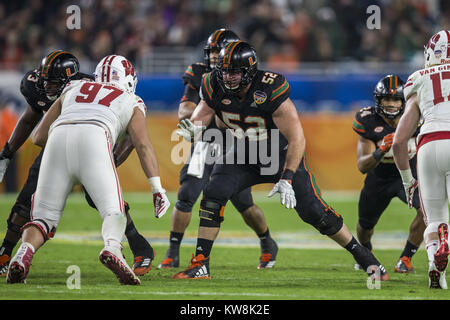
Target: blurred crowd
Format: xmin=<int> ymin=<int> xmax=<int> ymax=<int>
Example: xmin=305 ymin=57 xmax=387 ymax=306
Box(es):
xmin=0 ymin=0 xmax=448 ymax=72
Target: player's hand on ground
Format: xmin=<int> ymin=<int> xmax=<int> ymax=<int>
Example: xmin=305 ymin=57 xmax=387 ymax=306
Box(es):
xmin=153 ymin=190 xmax=170 ymax=218
xmin=268 ymin=179 xmax=297 ymax=209
xmin=176 ymin=119 xmax=206 ymax=142
xmin=403 ymin=177 xmax=418 ymax=209
xmin=379 ymin=133 xmax=395 ymax=153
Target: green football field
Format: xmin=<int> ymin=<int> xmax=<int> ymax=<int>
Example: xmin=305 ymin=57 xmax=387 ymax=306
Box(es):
xmin=0 ymin=191 xmax=449 ymax=301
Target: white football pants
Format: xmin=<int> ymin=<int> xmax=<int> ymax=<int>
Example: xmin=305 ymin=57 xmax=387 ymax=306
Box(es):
xmin=417 ymin=139 xmax=450 ymax=227
xmin=30 ymin=124 xmax=126 ymax=247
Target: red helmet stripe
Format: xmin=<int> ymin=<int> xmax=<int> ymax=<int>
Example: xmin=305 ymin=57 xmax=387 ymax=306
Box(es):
xmin=106 ymin=55 xmax=117 ymax=82
xmin=445 ymin=30 xmax=450 ymax=58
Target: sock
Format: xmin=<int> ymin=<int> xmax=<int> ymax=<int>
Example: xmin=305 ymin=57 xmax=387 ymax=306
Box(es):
xmin=195 ymin=238 xmax=214 ymax=258
xmin=168 ymin=231 xmax=184 ymax=257
xmin=361 ymin=241 xmax=372 ymax=252
xmin=102 ymin=212 xmax=126 ymax=250
xmin=0 ymin=239 xmax=16 ymax=257
xmin=345 ymin=237 xmax=383 ymax=273
xmin=400 ymin=240 xmax=419 ymax=259
xmin=258 ymin=228 xmax=274 ymax=252
xmin=125 ymin=221 xmax=152 ymax=257
xmin=426 ymin=240 xmax=439 ymax=269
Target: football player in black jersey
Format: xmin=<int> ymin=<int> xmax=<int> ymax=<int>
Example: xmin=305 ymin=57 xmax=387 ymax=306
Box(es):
xmin=352 ymin=75 xmax=425 ymax=273
xmin=159 ymin=29 xmax=278 ymax=270
xmin=173 ymin=41 xmax=389 ymax=281
xmin=0 ymin=50 xmax=154 ymax=277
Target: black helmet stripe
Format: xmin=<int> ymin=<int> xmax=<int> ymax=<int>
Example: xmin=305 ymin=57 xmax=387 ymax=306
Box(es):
xmin=223 ymin=41 xmax=242 ymax=66
xmin=41 ymin=50 xmax=69 ymax=76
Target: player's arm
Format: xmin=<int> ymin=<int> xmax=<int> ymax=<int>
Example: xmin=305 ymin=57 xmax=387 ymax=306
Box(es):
xmin=32 ymin=96 xmax=63 ymax=147
xmin=272 ymin=98 xmax=305 ymax=173
xmin=113 ymin=135 xmax=134 ymax=167
xmin=392 ymin=93 xmax=420 ymax=208
xmin=393 ymin=94 xmax=420 ymax=170
xmin=176 ymin=99 xmax=214 ymax=141
xmin=178 ymin=81 xmax=199 ymax=121
xmin=356 ymin=136 xmax=380 ymax=174
xmin=5 ymin=106 xmax=43 ymax=154
xmin=127 ymin=107 xmax=170 ymax=218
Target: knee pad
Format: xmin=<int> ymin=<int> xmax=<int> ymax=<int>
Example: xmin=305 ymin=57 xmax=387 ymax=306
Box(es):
xmin=175 ymin=182 xmax=201 ymax=213
xmin=199 ymin=199 xmax=225 ymax=228
xmin=22 ymin=218 xmax=57 ymax=241
xmin=313 ymin=207 xmax=344 ymax=236
xmin=424 ymin=222 xmax=448 ymax=240
xmin=7 ymin=204 xmax=31 ymax=234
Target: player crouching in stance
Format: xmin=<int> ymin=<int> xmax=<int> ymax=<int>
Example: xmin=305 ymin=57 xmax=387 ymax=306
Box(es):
xmin=352 ymin=75 xmax=425 ymax=273
xmin=6 ymin=55 xmax=170 ymax=285
xmin=174 ymin=41 xmax=389 ymax=281
xmin=393 ymin=30 xmax=450 ymax=289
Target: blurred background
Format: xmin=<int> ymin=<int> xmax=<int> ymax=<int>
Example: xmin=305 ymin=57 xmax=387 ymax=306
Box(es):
xmin=0 ymin=0 xmax=447 ymax=193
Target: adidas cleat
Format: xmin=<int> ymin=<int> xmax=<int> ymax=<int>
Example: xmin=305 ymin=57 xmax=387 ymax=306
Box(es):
xmin=258 ymin=239 xmax=278 ymax=269
xmin=158 ymin=255 xmax=179 ymax=269
xmin=435 ymin=223 xmax=449 ymax=272
xmin=132 ymin=250 xmax=155 ymax=276
xmin=354 ymin=263 xmax=362 ymax=270
xmin=367 ymin=264 xmax=389 ymax=281
xmin=172 ymin=254 xmax=210 ymax=279
xmin=6 ymin=243 xmax=34 ymax=284
xmin=0 ymin=254 xmax=10 ymax=277
xmin=394 ymin=256 xmax=415 ymax=273
xmin=99 ymin=247 xmax=140 ymax=285
xmin=429 ymin=269 xmax=447 ymax=289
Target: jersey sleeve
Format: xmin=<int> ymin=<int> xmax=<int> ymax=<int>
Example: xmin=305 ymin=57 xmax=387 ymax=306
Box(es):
xmin=134 ymin=95 xmax=147 ymax=116
xmin=180 ymin=82 xmax=200 ymax=104
xmin=404 ymin=70 xmax=420 ymax=100
xmin=352 ymin=109 xmax=370 ymax=139
xmin=269 ymin=74 xmax=291 ymax=112
xmin=20 ymin=71 xmax=44 ymax=114
xmin=199 ymin=71 xmax=214 ymax=106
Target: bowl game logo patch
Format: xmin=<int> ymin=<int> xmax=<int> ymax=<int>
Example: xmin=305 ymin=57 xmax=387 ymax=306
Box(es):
xmin=374 ymin=126 xmax=384 ymax=133
xmin=253 ymin=90 xmax=267 ymax=104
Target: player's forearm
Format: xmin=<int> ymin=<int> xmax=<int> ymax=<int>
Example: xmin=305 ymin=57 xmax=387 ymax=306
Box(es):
xmin=392 ymin=142 xmax=411 ymax=171
xmin=357 ymin=152 xmax=382 ymax=174
xmin=178 ymin=101 xmax=197 ymax=121
xmin=284 ymin=137 xmax=305 ymax=173
xmin=8 ymin=113 xmax=42 ymax=153
xmin=135 ymin=142 xmax=160 ymax=179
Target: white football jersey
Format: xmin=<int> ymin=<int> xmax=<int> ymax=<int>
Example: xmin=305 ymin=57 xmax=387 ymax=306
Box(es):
xmin=51 ymin=80 xmax=146 ymax=145
xmin=404 ymin=63 xmax=450 ymax=139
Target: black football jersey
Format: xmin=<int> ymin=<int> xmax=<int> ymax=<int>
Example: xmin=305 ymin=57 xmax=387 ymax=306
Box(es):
xmin=181 ymin=62 xmax=209 ymax=105
xmin=200 ymin=68 xmax=291 ymax=160
xmin=352 ymin=106 xmax=418 ymax=179
xmin=20 ymin=69 xmax=94 ymax=114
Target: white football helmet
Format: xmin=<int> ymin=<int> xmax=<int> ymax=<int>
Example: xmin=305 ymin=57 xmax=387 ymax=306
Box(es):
xmin=94 ymin=55 xmax=137 ymax=93
xmin=424 ymin=30 xmax=450 ymax=68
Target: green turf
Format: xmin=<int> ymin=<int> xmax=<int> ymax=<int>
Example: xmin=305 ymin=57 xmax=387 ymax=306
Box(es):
xmin=0 ymin=192 xmax=448 ymax=300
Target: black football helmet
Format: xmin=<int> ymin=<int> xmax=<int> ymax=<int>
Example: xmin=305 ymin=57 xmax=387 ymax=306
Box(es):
xmin=373 ymin=74 xmax=405 ymax=120
xmin=37 ymin=50 xmax=80 ymax=100
xmin=216 ymin=41 xmax=258 ymax=94
xmin=204 ymin=29 xmax=240 ymax=70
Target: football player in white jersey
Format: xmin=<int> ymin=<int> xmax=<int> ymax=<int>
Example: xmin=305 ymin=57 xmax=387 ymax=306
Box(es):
xmin=6 ymin=55 xmax=170 ymax=285
xmin=393 ymin=30 xmax=450 ymax=289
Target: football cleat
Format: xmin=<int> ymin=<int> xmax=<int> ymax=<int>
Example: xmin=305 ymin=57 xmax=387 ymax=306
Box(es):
xmin=158 ymin=255 xmax=179 ymax=269
xmin=394 ymin=256 xmax=415 ymax=273
xmin=99 ymin=247 xmax=140 ymax=285
xmin=172 ymin=254 xmax=210 ymax=279
xmin=429 ymin=269 xmax=447 ymax=289
xmin=257 ymin=239 xmax=278 ymax=269
xmin=0 ymin=254 xmax=10 ymax=277
xmin=6 ymin=244 xmax=34 ymax=284
xmin=354 ymin=263 xmax=362 ymax=270
xmin=434 ymin=223 xmax=449 ymax=272
xmin=132 ymin=249 xmax=155 ymax=276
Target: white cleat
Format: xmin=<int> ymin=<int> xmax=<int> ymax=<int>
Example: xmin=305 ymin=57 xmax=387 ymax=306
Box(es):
xmin=429 ymin=269 xmax=447 ymax=289
xmin=354 ymin=263 xmax=362 ymax=270
xmin=99 ymin=246 xmax=140 ymax=285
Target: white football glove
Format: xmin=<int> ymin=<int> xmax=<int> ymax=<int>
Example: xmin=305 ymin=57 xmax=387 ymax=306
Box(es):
xmin=403 ymin=178 xmax=418 ymax=209
xmin=268 ymin=179 xmax=297 ymax=209
xmin=399 ymin=169 xmax=418 ymax=209
xmin=0 ymin=158 xmax=10 ymax=183
xmin=149 ymin=177 xmax=170 ymax=218
xmin=153 ymin=191 xmax=170 ymax=218
xmin=176 ymin=119 xmax=206 ymax=142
